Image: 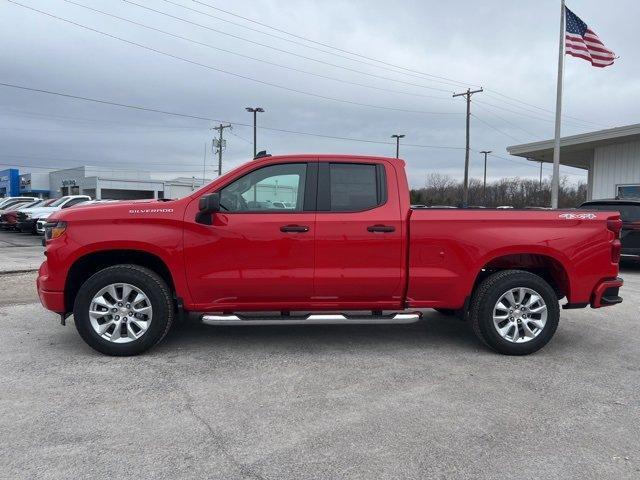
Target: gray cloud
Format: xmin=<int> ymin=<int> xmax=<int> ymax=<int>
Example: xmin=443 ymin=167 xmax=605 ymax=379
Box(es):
xmin=1 ymin=0 xmax=638 ymax=187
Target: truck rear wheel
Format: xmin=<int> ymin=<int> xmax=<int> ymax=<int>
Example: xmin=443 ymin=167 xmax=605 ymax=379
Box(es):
xmin=73 ymin=265 xmax=174 ymax=356
xmin=469 ymin=270 xmax=559 ymax=355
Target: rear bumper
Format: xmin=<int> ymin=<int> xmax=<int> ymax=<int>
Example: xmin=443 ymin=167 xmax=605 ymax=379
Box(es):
xmin=590 ymin=277 xmax=623 ymax=308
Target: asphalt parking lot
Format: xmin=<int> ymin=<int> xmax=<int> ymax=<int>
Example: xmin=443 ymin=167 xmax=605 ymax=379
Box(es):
xmin=0 ymin=253 xmax=638 ymax=479
xmin=0 ymin=228 xmax=44 ymax=273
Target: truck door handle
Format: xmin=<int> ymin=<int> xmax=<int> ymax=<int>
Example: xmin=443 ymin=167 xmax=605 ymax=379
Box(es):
xmin=280 ymin=224 xmax=309 ymax=233
xmin=367 ymin=224 xmax=395 ymax=233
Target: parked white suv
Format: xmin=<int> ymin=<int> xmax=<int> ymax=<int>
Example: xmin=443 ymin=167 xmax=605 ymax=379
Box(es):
xmin=17 ymin=195 xmax=91 ymax=234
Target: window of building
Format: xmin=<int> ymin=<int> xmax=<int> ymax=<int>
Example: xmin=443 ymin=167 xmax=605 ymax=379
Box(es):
xmin=220 ymin=163 xmax=306 ymax=212
xmin=617 ymin=185 xmax=640 ymax=200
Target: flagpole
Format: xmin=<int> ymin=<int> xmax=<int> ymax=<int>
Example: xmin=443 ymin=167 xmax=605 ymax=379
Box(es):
xmin=551 ymin=0 xmax=566 ymax=209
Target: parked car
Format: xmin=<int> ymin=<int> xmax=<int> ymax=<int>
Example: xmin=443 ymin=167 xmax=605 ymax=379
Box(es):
xmin=17 ymin=195 xmax=90 ymax=234
xmin=0 ymin=198 xmax=41 ymax=216
xmin=579 ymin=199 xmax=640 ymax=258
xmin=0 ymin=196 xmax=38 ymax=211
xmin=0 ymin=199 xmax=53 ymax=230
xmin=36 ymin=199 xmax=117 ymax=234
xmin=38 ymin=154 xmax=622 ymax=357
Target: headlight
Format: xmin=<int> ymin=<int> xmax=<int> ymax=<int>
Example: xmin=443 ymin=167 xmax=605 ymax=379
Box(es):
xmin=45 ymin=221 xmax=67 ymax=240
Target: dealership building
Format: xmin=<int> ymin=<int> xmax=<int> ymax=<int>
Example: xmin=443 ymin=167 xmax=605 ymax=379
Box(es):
xmin=0 ymin=165 xmax=209 ymax=200
xmin=508 ymin=123 xmax=640 ymax=200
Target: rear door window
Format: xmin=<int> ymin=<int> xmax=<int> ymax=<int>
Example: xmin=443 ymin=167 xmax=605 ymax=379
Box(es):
xmin=325 ymin=163 xmax=386 ymax=212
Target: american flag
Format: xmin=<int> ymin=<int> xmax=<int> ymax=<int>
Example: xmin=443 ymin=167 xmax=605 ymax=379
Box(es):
xmin=565 ymin=6 xmax=616 ymax=68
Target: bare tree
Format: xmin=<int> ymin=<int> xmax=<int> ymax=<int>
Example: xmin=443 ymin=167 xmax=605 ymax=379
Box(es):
xmin=411 ymin=175 xmax=586 ymax=208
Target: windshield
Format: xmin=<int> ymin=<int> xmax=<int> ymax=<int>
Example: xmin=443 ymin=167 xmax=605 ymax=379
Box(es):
xmin=49 ymin=197 xmax=69 ymax=207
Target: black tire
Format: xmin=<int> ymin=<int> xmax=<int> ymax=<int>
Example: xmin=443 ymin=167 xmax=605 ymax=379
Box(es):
xmin=73 ymin=265 xmax=174 ymax=356
xmin=469 ymin=270 xmax=560 ymax=355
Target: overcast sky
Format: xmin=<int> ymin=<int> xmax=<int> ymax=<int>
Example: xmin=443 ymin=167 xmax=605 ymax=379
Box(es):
xmin=1 ymin=0 xmax=638 ymax=188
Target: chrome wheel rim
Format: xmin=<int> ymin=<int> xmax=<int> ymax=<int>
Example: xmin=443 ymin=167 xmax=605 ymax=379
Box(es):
xmin=493 ymin=287 xmax=547 ymax=343
xmin=89 ymin=283 xmax=153 ymax=344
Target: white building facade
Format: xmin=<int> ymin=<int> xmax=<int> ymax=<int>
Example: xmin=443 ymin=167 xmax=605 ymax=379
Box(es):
xmin=507 ymin=123 xmax=640 ymax=201
xmin=47 ymin=167 xmax=210 ymax=200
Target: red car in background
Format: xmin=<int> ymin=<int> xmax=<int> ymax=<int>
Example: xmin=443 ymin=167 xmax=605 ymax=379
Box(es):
xmin=0 ymin=199 xmax=55 ymax=230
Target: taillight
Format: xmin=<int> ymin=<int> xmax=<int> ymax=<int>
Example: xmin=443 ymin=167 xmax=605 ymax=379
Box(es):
xmin=607 ymin=218 xmax=622 ymax=238
xmin=611 ymin=240 xmax=621 ymax=263
xmin=607 ymin=217 xmax=622 ymax=264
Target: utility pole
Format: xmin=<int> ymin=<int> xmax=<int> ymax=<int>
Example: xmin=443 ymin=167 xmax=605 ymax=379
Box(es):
xmin=202 ymin=142 xmax=206 ymax=185
xmin=539 ymin=161 xmax=544 ymax=189
xmin=480 ymin=150 xmax=492 ymax=204
xmin=212 ymin=123 xmax=232 ymax=176
xmin=453 ymin=87 xmax=483 ymax=207
xmin=391 ymin=134 xmax=405 ymax=159
xmin=245 ymin=107 xmax=265 ymax=157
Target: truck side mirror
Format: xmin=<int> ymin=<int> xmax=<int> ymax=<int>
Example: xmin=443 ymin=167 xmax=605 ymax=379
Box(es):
xmin=196 ymin=192 xmax=220 ymax=225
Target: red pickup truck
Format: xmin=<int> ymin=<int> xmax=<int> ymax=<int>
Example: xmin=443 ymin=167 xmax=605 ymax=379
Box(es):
xmin=37 ymin=154 xmax=623 ymax=356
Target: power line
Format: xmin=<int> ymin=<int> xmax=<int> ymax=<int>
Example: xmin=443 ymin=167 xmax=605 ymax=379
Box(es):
xmin=190 ymin=0 xmax=473 ymax=88
xmin=5 ymin=82 xmax=584 ymax=178
xmin=470 ymin=112 xmax=525 ymax=143
xmin=2 ymin=107 xmax=206 ymax=129
xmin=7 ymin=1 xmax=460 ymax=116
xmin=188 ymin=0 xmax=604 ymax=129
xmin=484 ymin=89 xmax=609 ymax=128
xmin=473 ymin=102 xmax=542 ymax=140
xmin=119 ymin=0 xmax=454 ymax=94
xmin=1 ymin=153 xmax=217 ymax=168
xmin=486 ymin=152 xmax=586 ymax=177
xmin=62 ymin=0 xmax=449 ymax=101
xmin=155 ymin=0 xmax=466 ymax=89
xmin=475 ymin=99 xmax=593 ymax=130
xmin=0 ymin=82 xmax=466 ymax=149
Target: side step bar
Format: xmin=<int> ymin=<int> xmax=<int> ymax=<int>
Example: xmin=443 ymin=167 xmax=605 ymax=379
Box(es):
xmin=201 ymin=312 xmax=422 ymax=326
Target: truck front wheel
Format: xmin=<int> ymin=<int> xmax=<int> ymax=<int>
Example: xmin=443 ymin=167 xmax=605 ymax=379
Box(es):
xmin=73 ymin=265 xmax=174 ymax=356
xmin=469 ymin=270 xmax=560 ymax=355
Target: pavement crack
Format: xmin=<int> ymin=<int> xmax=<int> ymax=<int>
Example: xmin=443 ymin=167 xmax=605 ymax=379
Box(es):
xmin=143 ymin=359 xmax=267 ymax=480
xmin=181 ymin=388 xmax=268 ymax=480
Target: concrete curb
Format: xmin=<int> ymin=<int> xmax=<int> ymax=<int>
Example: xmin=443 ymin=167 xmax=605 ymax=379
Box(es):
xmin=0 ymin=269 xmax=39 ymax=275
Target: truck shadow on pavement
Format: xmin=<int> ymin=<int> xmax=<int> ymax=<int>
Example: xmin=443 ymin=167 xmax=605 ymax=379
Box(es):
xmin=161 ymin=313 xmax=482 ymax=355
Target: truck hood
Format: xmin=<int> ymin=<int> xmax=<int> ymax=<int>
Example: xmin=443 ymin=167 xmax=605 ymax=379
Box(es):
xmin=48 ymin=198 xmax=182 ymax=223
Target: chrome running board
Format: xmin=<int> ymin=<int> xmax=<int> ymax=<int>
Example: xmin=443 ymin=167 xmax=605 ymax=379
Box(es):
xmin=201 ymin=312 xmax=422 ymax=326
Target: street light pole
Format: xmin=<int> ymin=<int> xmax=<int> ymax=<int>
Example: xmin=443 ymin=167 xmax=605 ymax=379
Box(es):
xmin=391 ymin=134 xmax=405 ymax=159
xmin=480 ymin=150 xmax=492 ymax=204
xmin=245 ymin=107 xmax=264 ymax=158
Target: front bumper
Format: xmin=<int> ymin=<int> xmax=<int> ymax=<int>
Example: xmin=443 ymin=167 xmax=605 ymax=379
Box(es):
xmin=590 ymin=277 xmax=623 ymax=308
xmin=37 ymin=261 xmax=65 ymax=313
xmin=17 ymin=219 xmax=36 ymax=232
